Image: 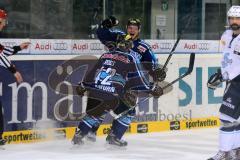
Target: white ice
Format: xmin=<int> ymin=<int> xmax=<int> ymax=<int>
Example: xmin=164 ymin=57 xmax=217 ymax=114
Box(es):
xmin=0 ymin=128 xmax=219 ymax=160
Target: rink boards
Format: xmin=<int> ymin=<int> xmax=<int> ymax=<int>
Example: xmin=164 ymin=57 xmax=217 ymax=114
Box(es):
xmin=2 ymin=117 xmax=219 ymax=144
xmin=0 ymin=53 xmax=223 ymax=144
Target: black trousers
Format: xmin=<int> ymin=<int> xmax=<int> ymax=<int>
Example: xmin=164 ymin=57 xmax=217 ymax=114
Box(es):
xmin=0 ymin=101 xmax=3 ymax=139
xmin=86 ymin=89 xmax=119 ymax=117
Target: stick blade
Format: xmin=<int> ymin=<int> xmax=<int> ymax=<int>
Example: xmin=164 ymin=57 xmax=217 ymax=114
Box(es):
xmin=186 ymin=53 xmax=195 ymax=74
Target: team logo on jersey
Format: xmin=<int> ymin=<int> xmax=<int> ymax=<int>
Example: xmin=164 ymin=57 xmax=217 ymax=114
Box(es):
xmin=221 ymin=53 xmax=232 ymax=68
xmin=137 ymin=45 xmax=147 ymax=53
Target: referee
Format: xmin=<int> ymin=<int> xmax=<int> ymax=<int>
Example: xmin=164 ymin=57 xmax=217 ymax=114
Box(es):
xmin=0 ymin=9 xmax=30 ymax=145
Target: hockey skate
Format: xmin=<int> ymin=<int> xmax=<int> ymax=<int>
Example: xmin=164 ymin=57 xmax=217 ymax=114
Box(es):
xmin=71 ymin=129 xmax=84 ymax=145
xmin=0 ymin=138 xmax=6 ymax=146
xmin=85 ymin=131 xmax=96 ymax=142
xmin=0 ymin=138 xmax=6 ymax=150
xmin=106 ymin=132 xmax=127 ymax=147
xmin=208 ymin=150 xmax=238 ymax=160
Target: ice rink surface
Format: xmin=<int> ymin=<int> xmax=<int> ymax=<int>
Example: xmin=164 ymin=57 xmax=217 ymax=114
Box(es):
xmin=0 ymin=128 xmax=219 ymax=160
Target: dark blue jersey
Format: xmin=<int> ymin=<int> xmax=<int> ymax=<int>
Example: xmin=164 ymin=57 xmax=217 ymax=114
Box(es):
xmin=96 ymin=26 xmax=158 ymax=77
xmin=96 ymin=26 xmax=125 ymax=50
xmin=83 ymin=50 xmax=153 ymax=96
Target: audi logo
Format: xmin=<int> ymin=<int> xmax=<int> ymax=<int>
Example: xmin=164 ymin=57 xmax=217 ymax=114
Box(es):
xmin=53 ymin=42 xmax=68 ymax=50
xmin=90 ymin=43 xmax=103 ymax=50
xmin=2 ymin=42 xmax=17 ymax=47
xmin=159 ymin=42 xmax=172 ymax=50
xmin=198 ymin=43 xmax=210 ymax=50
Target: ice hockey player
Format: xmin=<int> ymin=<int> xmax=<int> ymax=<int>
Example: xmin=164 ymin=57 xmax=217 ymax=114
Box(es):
xmin=72 ymin=35 xmax=164 ymax=146
xmin=0 ymin=9 xmax=30 ymax=146
xmin=80 ymin=16 xmax=166 ymax=147
xmin=207 ymin=6 xmax=240 ymax=160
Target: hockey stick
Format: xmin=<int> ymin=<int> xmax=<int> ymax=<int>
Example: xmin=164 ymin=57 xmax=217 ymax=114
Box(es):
xmin=161 ymin=5 xmax=195 ymax=71
xmin=162 ymin=52 xmax=195 ymax=90
xmin=110 ymin=53 xmax=195 ymax=119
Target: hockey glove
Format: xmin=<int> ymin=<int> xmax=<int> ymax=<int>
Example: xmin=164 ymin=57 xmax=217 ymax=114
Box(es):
xmin=151 ymin=84 xmax=163 ymax=98
xmin=76 ymin=82 xmax=86 ymax=96
xmin=122 ymin=90 xmax=137 ymax=108
xmin=102 ymin=16 xmax=119 ymax=28
xmin=152 ymin=67 xmax=166 ymax=82
xmin=207 ymin=69 xmax=224 ymax=90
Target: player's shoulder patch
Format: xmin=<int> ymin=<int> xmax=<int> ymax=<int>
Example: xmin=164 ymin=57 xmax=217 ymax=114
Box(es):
xmin=138 ymin=40 xmax=151 ymax=49
xmin=136 ymin=40 xmax=151 ymax=53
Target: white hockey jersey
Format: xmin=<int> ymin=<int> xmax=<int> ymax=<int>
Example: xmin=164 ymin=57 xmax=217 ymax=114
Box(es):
xmin=220 ymin=29 xmax=240 ymax=80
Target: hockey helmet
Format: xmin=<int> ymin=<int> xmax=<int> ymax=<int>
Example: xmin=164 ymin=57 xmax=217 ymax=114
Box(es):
xmin=126 ymin=18 xmax=141 ymax=29
xmin=0 ymin=9 xmax=7 ymax=19
xmin=227 ymin=6 xmax=240 ymax=17
xmin=117 ymin=34 xmax=133 ymax=52
xmin=227 ymin=6 xmax=240 ymax=30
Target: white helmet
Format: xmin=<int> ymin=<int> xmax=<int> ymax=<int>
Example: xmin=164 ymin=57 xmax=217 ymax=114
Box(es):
xmin=227 ymin=6 xmax=240 ymax=17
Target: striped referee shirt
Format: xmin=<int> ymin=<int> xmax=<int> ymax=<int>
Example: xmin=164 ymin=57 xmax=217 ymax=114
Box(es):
xmin=0 ymin=44 xmax=21 ymax=70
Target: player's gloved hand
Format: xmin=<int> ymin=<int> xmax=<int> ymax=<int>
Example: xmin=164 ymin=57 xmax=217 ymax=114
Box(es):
xmin=207 ymin=69 xmax=224 ymax=90
xmin=152 ymin=67 xmax=166 ymax=82
xmin=151 ymin=84 xmax=163 ymax=98
xmin=102 ymin=16 xmax=119 ymax=28
xmin=76 ymin=82 xmax=86 ymax=96
xmin=122 ymin=90 xmax=137 ymax=107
